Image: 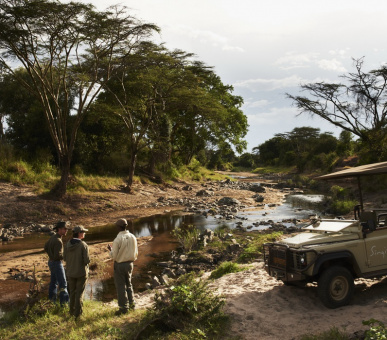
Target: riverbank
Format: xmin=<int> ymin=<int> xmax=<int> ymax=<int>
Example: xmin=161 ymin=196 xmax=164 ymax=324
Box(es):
xmin=1 ymin=172 xmax=387 ymax=339
xmin=0 ymin=172 xmax=285 ymax=297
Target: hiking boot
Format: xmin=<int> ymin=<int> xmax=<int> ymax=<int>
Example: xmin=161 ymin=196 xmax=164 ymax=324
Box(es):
xmin=115 ymin=309 xmax=128 ymax=316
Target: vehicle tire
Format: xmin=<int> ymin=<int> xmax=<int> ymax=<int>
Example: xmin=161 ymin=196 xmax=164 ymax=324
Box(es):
xmin=317 ymin=266 xmax=354 ymax=309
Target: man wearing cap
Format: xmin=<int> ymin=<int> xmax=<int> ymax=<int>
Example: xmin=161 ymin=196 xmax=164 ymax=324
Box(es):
xmin=44 ymin=220 xmax=70 ymax=305
xmin=107 ymin=218 xmax=138 ymax=315
xmin=64 ymin=225 xmax=90 ymax=318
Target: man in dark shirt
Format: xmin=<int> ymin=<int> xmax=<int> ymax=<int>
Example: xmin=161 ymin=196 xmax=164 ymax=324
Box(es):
xmin=44 ymin=220 xmax=70 ymax=305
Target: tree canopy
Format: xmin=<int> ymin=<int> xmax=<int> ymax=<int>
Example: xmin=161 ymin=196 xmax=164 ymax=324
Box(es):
xmin=287 ymin=58 xmax=387 ymax=162
xmin=0 ymin=0 xmax=158 ymax=196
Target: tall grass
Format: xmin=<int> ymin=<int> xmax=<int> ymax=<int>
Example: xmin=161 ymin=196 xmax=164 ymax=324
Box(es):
xmin=172 ymin=224 xmax=200 ymax=252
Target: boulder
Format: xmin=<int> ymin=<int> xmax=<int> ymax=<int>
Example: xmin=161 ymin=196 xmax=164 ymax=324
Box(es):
xmin=218 ymin=197 xmax=240 ymax=206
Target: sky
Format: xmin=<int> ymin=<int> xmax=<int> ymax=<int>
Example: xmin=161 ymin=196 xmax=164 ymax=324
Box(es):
xmin=81 ymin=0 xmax=387 ymax=152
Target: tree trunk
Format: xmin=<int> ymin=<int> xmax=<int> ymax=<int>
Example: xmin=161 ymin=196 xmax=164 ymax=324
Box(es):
xmin=125 ymin=149 xmax=138 ymax=193
xmin=51 ymin=155 xmax=71 ymax=198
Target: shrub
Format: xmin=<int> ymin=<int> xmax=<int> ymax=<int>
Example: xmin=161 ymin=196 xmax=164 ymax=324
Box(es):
xmin=238 ymin=231 xmax=283 ymax=263
xmin=209 ymin=261 xmax=245 ymax=279
xmin=140 ymin=272 xmax=228 ymax=338
xmin=363 ymin=319 xmax=387 ymax=340
xmin=172 ymin=225 xmax=200 ymax=252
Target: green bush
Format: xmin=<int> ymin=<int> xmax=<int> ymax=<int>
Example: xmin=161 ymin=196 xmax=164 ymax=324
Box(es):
xmin=146 ymin=272 xmax=228 ymax=338
xmin=209 ymin=261 xmax=245 ymax=279
xmin=363 ymin=319 xmax=387 ymax=340
xmin=238 ymin=231 xmax=283 ymax=263
xmin=329 ymin=199 xmax=358 ymax=215
xmin=173 ymin=225 xmax=200 ymax=252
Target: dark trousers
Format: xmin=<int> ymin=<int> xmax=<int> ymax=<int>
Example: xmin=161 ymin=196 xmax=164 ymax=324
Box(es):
xmin=48 ymin=260 xmax=69 ymax=305
xmin=68 ymin=276 xmax=87 ymax=317
xmin=114 ymin=261 xmax=134 ymax=311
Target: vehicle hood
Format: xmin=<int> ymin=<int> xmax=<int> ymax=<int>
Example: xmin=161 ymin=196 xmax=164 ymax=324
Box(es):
xmin=279 ymin=229 xmax=360 ymax=248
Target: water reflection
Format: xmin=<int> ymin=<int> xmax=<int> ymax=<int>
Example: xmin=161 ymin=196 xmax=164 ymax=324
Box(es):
xmin=0 ymin=193 xmax=327 ymax=314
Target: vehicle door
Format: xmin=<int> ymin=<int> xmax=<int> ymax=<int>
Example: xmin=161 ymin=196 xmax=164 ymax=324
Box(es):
xmin=364 ymin=227 xmax=387 ymax=268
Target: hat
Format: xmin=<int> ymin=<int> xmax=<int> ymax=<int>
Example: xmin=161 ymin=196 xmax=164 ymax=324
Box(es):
xmin=115 ymin=218 xmax=128 ymax=228
xmin=54 ymin=220 xmax=70 ymax=230
xmin=73 ymin=225 xmax=88 ymax=233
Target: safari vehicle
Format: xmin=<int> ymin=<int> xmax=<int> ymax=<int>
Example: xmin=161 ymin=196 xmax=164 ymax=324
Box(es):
xmin=263 ymin=161 xmax=387 ymax=308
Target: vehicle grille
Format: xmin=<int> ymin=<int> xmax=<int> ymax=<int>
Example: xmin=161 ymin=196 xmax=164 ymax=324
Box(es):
xmin=265 ymin=244 xmax=288 ymax=269
xmin=264 ymin=244 xmax=306 ymax=271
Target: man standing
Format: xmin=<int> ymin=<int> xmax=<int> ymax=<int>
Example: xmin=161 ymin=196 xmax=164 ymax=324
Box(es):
xmin=64 ymin=225 xmax=90 ymax=319
xmin=44 ymin=220 xmax=70 ymax=305
xmin=107 ymin=218 xmax=138 ymax=315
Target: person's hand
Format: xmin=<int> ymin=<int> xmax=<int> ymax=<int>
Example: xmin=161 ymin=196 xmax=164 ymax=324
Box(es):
xmin=107 ymin=244 xmax=112 ymax=251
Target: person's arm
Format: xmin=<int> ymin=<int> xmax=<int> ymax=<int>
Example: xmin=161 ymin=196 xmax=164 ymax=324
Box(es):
xmin=53 ymin=238 xmax=64 ymax=261
xmin=83 ymin=243 xmax=90 ymax=266
xmin=110 ymin=236 xmax=121 ymax=261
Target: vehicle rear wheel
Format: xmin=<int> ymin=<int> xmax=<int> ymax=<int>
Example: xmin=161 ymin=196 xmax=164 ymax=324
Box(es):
xmin=317 ymin=266 xmax=354 ymax=308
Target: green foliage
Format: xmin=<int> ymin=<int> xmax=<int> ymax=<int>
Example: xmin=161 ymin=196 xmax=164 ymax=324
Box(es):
xmin=363 ymin=319 xmax=387 ymax=339
xmin=173 ymin=225 xmax=200 ymax=252
xmin=238 ymin=232 xmax=283 ymax=263
xmin=0 ymin=160 xmax=57 ymax=191
xmin=148 ymin=272 xmax=228 ymax=338
xmin=209 ymin=261 xmax=245 ymax=279
xmin=325 ymin=185 xmax=358 ymax=215
xmin=329 ymin=200 xmax=358 ymax=215
xmin=253 ymin=126 xmax=345 ymax=172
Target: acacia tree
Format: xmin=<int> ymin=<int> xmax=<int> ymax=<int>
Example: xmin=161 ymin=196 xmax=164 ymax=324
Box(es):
xmin=0 ymin=0 xmax=158 ymax=197
xmin=100 ymin=43 xmax=191 ymax=190
xmin=287 ymin=58 xmax=387 ymax=162
xmin=167 ymin=64 xmax=248 ymax=165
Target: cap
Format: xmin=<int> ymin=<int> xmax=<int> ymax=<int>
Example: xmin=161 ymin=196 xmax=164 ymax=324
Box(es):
xmin=115 ymin=218 xmax=128 ymax=228
xmin=54 ymin=220 xmax=70 ymax=230
xmin=73 ymin=225 xmax=88 ymax=233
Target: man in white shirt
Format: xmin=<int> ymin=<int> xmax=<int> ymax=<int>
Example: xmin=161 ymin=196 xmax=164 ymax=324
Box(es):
xmin=107 ymin=218 xmax=138 ymax=315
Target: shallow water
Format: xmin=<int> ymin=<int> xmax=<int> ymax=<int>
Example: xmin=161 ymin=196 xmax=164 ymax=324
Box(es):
xmin=0 ymin=193 xmax=325 ymax=315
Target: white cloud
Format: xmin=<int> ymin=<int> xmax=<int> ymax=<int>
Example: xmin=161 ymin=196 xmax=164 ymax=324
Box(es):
xmin=329 ymin=48 xmax=349 ymax=58
xmin=274 ymin=52 xmax=319 ymax=70
xmin=244 ymin=99 xmax=270 ymax=108
xmin=275 ymin=52 xmax=347 ymax=73
xmin=234 ymin=75 xmax=305 ymax=92
xmin=166 ymin=25 xmax=244 ymax=52
xmin=317 ymin=59 xmax=347 ymax=72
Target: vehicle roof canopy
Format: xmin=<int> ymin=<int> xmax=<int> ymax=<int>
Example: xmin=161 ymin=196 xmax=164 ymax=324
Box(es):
xmin=315 ymin=161 xmax=387 ymax=211
xmin=316 ymin=161 xmax=387 ymax=180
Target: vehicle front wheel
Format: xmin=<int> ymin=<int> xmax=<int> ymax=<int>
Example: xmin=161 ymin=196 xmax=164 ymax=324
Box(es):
xmin=317 ymin=266 xmax=354 ymax=309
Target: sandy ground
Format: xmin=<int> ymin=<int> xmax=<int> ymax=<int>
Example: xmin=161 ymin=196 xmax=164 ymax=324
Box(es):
xmin=132 ymin=261 xmax=387 ymax=339
xmin=1 ymin=173 xmax=387 ymax=338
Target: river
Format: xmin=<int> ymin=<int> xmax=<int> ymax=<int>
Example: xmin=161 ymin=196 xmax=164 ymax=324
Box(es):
xmin=0 ymin=193 xmax=325 ymax=315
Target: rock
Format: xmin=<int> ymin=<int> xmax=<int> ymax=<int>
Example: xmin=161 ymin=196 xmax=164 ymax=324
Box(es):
xmin=160 ymin=274 xmax=170 ymax=286
xmin=253 ymin=194 xmax=264 ymax=202
xmin=196 ymin=189 xmax=214 ymax=197
xmin=152 ymin=276 xmax=161 ymax=288
xmin=217 ymin=197 xmax=240 ymax=206
xmin=176 ymin=267 xmax=187 ymax=276
xmin=162 ymin=268 xmax=176 ymax=278
xmin=201 ymin=229 xmax=214 ymax=241
xmin=177 ymin=255 xmax=188 ymax=264
xmin=227 ymin=243 xmax=241 ymax=252
xmin=250 ymin=184 xmax=266 ymax=193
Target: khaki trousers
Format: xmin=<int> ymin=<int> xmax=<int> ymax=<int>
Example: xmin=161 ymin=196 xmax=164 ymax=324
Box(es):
xmin=68 ymin=276 xmax=87 ymax=317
